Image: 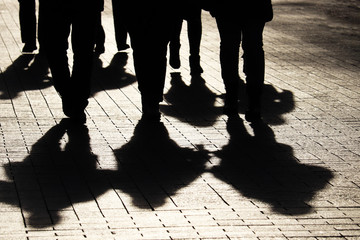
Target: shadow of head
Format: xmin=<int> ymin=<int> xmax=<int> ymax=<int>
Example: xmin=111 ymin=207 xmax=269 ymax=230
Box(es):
xmin=213 ymin=116 xmax=333 ymax=215
xmin=161 ymin=72 xmax=222 ymax=127
xmin=91 ymin=52 xmax=136 ymax=94
xmin=0 ymin=53 xmax=50 ymax=99
xmin=114 ymin=119 xmax=210 ymax=209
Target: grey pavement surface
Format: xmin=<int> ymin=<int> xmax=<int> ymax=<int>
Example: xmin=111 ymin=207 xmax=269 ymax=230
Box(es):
xmin=0 ymin=0 xmax=360 ymax=239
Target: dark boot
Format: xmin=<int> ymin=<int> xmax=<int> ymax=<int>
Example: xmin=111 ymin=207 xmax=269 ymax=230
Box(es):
xmin=189 ymin=55 xmax=203 ymax=76
xmin=169 ymin=43 xmax=181 ymax=69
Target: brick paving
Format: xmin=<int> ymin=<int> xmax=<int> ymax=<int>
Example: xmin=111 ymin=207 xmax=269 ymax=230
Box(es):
xmin=0 ymin=0 xmax=360 ymax=239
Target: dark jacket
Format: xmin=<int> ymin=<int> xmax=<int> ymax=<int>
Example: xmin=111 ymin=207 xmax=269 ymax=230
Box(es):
xmin=208 ymin=0 xmax=273 ymax=23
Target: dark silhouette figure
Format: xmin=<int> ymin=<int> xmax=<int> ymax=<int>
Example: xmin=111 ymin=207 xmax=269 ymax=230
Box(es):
xmin=18 ymin=0 xmax=37 ymax=53
xmin=0 ymin=54 xmax=50 ymax=99
xmin=210 ymin=1 xmax=274 ymax=122
xmin=119 ymin=3 xmax=176 ymax=121
xmin=161 ymin=73 xmax=221 ymax=127
xmin=91 ymin=52 xmax=136 ymax=94
xmin=114 ymin=119 xmax=209 ymax=209
xmin=41 ymin=1 xmax=102 ymax=124
xmin=111 ymin=0 xmax=130 ymax=51
xmin=169 ymin=3 xmax=203 ymax=76
xmin=94 ymin=0 xmax=105 ymax=55
xmin=213 ymin=116 xmax=333 ymax=215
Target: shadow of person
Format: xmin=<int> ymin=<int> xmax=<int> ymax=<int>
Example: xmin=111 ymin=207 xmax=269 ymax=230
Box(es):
xmin=162 ymin=73 xmax=294 ymax=126
xmin=161 ymin=72 xmax=222 ymax=127
xmin=0 ymin=119 xmax=112 ymax=227
xmin=218 ymin=79 xmax=295 ymax=125
xmin=91 ymin=52 xmax=136 ymax=95
xmin=0 ymin=53 xmax=50 ymax=99
xmin=212 ymin=116 xmax=333 ymax=215
xmin=260 ymin=84 xmax=295 ymax=125
xmin=113 ymin=119 xmax=210 ymax=209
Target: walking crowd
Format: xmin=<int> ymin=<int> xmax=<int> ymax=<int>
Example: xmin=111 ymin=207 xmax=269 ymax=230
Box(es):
xmin=17 ymin=0 xmax=273 ymax=124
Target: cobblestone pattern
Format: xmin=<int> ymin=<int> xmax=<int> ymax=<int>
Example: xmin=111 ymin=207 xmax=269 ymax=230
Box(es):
xmin=0 ymin=0 xmax=360 ymax=239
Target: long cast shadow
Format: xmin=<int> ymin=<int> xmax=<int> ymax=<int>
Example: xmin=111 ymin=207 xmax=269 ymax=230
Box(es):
xmin=0 ymin=118 xmax=209 ymax=227
xmin=161 ymin=73 xmax=222 ymax=127
xmin=162 ymin=73 xmax=294 ymax=126
xmin=91 ymin=52 xmax=136 ymax=95
xmin=0 ymin=119 xmax=110 ymax=227
xmin=212 ymin=116 xmax=334 ymax=215
xmin=0 ymin=54 xmax=51 ymax=99
xmin=113 ymin=119 xmax=210 ymax=209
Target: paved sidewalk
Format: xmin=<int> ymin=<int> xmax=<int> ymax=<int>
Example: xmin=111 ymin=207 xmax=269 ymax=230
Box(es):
xmin=1 ymin=0 xmax=360 ymax=239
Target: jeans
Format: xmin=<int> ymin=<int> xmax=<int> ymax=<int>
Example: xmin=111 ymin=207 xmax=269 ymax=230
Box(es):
xmin=216 ymin=16 xmax=265 ymax=109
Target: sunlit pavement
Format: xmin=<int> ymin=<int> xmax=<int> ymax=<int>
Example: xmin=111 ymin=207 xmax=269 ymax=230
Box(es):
xmin=0 ymin=0 xmax=360 ymax=239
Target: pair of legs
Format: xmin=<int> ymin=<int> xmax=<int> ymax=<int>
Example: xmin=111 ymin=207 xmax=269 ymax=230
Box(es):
xmin=122 ymin=5 xmax=173 ymax=121
xmin=42 ymin=3 xmax=98 ymax=123
xmin=216 ymin=16 xmax=265 ymax=121
xmin=169 ymin=7 xmax=203 ymax=76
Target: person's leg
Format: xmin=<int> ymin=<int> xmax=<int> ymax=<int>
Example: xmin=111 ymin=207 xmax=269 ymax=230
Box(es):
xmin=129 ymin=30 xmax=168 ymax=120
xmin=169 ymin=17 xmax=182 ymax=69
xmin=215 ymin=15 xmax=242 ymax=115
xmin=19 ymin=0 xmax=37 ymax=52
xmin=94 ymin=14 xmax=105 ymax=55
xmin=126 ymin=13 xmax=172 ymax=120
xmin=186 ymin=8 xmax=203 ymax=75
xmin=112 ymin=0 xmax=129 ymax=51
xmin=37 ymin=1 xmax=45 ymax=52
xmin=69 ymin=9 xmax=98 ymax=119
xmin=42 ymin=5 xmax=71 ymax=97
xmin=241 ymin=22 xmax=265 ymax=121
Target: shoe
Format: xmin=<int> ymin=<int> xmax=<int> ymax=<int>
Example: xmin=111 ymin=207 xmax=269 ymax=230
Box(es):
xmin=141 ymin=112 xmax=160 ymax=122
xmin=68 ymin=111 xmax=87 ymax=124
xmin=141 ymin=102 xmax=161 ymax=122
xmin=189 ymin=55 xmax=203 ymax=76
xmin=170 ymin=53 xmax=181 ymax=69
xmin=245 ymin=110 xmax=261 ymax=123
xmin=117 ymin=44 xmax=130 ymax=51
xmin=223 ymin=93 xmax=238 ymax=117
xmin=190 ymin=64 xmax=203 ymax=76
xmin=22 ymin=43 xmax=37 ymax=53
xmin=94 ymin=45 xmax=105 ymax=55
xmin=62 ymin=98 xmax=87 ymax=124
xmin=223 ymin=104 xmax=238 ymax=117
xmin=169 ymin=43 xmax=181 ymax=69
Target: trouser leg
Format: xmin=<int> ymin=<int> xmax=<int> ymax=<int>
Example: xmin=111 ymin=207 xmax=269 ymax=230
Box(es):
xmin=70 ymin=11 xmax=97 ymax=109
xmin=216 ymin=16 xmax=242 ymax=106
xmin=242 ymin=22 xmax=265 ymax=112
xmin=19 ymin=0 xmax=36 ymax=46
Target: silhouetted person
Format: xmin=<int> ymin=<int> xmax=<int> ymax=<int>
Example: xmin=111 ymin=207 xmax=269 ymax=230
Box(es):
xmin=112 ymin=0 xmax=130 ymax=51
xmin=210 ymin=1 xmax=273 ymax=122
xmin=169 ymin=3 xmax=203 ymax=76
xmin=94 ymin=0 xmax=105 ymax=55
xmin=41 ymin=0 xmax=102 ymax=124
xmin=18 ymin=0 xmax=37 ymax=53
xmin=120 ymin=3 xmax=175 ymax=121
